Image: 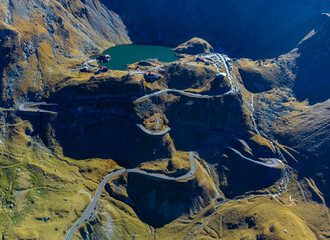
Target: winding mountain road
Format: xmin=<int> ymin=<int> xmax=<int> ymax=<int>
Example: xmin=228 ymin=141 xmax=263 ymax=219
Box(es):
xmin=134 ymin=88 xmax=232 ymax=102
xmin=18 ymin=102 xmax=58 ymax=114
xmin=18 ymin=53 xmax=282 ymax=171
xmin=17 ymin=53 xmax=284 ymax=240
xmin=134 ymin=53 xmax=237 ymax=103
xmin=64 ymin=152 xmax=196 ymax=240
xmin=228 ymin=147 xmax=281 ymax=168
xmin=18 ymin=54 xmax=235 ymax=135
xmin=136 ymin=124 xmax=171 ymax=136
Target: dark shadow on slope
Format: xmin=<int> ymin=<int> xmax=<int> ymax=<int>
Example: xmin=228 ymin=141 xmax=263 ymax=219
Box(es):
xmin=215 ymin=148 xmax=282 ymax=198
xmin=39 ymin=114 xmax=172 ymax=168
xmin=0 ymin=25 xmax=20 ymax=107
xmin=105 ymin=0 xmax=329 ymax=59
xmin=169 ymin=125 xmax=229 ymax=153
xmin=105 ymin=172 xmax=212 ymax=228
xmin=292 ymin=14 xmax=330 ymax=105
xmin=297 ymin=153 xmax=330 ymax=205
xmin=238 ymin=68 xmax=273 ymax=93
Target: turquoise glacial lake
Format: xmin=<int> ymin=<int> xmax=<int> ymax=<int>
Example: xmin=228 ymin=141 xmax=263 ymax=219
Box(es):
xmin=98 ymin=44 xmax=178 ymax=70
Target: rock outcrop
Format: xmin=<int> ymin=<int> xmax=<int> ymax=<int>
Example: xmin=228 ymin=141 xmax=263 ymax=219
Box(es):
xmin=173 ymin=37 xmax=214 ymax=55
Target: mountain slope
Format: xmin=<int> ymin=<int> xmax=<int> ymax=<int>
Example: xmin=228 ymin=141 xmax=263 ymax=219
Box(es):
xmin=0 ymin=0 xmax=130 ymax=106
xmin=107 ymin=0 xmax=329 ymax=59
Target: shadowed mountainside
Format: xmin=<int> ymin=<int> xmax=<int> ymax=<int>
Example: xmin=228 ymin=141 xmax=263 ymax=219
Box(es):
xmin=107 ymin=0 xmax=329 ymax=59
xmin=237 ymin=13 xmax=329 ymax=104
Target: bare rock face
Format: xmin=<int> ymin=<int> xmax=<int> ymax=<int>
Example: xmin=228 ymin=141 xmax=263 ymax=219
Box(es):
xmin=105 ymin=172 xmax=216 ymax=228
xmin=173 ymin=37 xmax=214 ymax=55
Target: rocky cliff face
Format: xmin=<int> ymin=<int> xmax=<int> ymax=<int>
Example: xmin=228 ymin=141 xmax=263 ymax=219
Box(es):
xmin=105 ymin=170 xmax=217 ymax=228
xmin=0 ymin=0 xmax=130 ymax=106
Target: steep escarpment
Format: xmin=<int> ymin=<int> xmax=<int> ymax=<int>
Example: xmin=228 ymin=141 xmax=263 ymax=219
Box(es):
xmin=41 ymin=114 xmax=173 ymax=167
xmin=48 ymin=72 xmax=145 ymax=103
xmin=107 ymin=0 xmax=329 ymax=59
xmin=105 ymin=168 xmax=217 ymax=228
xmin=35 ymin=74 xmax=173 ymax=167
xmin=216 ymin=148 xmax=282 ymax=198
xmin=159 ymin=93 xmax=252 ymax=153
xmin=0 ymin=0 xmax=130 ymax=106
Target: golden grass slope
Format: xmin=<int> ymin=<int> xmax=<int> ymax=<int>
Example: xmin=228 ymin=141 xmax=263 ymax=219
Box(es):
xmin=0 ymin=0 xmax=131 ymax=103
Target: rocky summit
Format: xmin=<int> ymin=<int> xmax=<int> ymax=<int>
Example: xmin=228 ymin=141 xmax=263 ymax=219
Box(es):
xmin=0 ymin=1 xmax=329 ymax=240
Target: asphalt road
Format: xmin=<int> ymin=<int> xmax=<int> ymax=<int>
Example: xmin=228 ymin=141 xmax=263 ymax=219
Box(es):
xmin=64 ymin=152 xmax=196 ymax=240
xmin=19 ymin=102 xmax=172 ymax=137
xmin=18 ymin=53 xmax=236 ymax=136
xmin=18 ymin=102 xmax=58 ymax=114
xmin=228 ymin=147 xmax=281 ymax=168
xmin=136 ymin=124 xmax=171 ymax=136
xmin=134 ymin=53 xmax=237 ymax=103
xmin=17 ymin=53 xmax=281 ymax=239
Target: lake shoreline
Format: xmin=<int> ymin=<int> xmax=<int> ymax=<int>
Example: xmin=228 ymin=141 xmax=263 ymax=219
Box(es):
xmin=93 ymin=44 xmax=179 ymax=70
